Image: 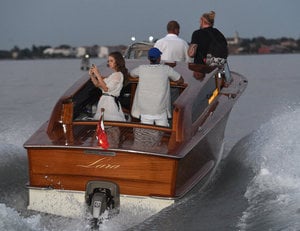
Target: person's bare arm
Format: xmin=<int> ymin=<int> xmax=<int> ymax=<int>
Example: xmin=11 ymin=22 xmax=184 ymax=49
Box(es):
xmin=188 ymin=44 xmax=198 ymax=58
xmin=89 ymin=64 xmax=109 ymax=92
xmin=176 ymin=76 xmax=184 ymax=84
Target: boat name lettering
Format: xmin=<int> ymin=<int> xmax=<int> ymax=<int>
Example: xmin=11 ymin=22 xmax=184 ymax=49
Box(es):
xmin=76 ymin=157 xmax=120 ymax=169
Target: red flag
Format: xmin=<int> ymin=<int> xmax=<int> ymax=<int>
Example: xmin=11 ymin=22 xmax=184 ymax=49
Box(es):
xmin=96 ymin=108 xmax=109 ymax=149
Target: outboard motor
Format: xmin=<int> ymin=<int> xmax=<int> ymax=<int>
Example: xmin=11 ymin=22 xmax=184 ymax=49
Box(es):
xmin=85 ymin=181 xmax=120 ymax=221
xmin=90 ymin=190 xmax=107 ymax=218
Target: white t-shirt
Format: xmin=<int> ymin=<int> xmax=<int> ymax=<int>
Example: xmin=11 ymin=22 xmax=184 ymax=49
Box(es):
xmin=154 ymin=34 xmax=190 ymax=63
xmin=130 ymin=64 xmax=181 ymax=119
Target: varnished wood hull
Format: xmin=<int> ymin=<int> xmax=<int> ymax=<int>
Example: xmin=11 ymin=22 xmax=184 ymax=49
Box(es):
xmin=28 ymin=147 xmax=178 ymax=197
xmin=26 ymin=109 xmax=231 ymax=199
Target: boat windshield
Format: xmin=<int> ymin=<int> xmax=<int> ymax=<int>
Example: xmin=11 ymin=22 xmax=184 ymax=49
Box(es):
xmin=123 ymin=42 xmax=154 ymax=59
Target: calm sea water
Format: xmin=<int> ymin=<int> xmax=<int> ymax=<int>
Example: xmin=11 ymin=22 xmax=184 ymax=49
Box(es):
xmin=0 ymin=54 xmax=299 ymax=230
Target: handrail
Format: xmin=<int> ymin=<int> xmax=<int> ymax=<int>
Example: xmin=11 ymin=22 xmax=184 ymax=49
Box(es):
xmin=72 ymin=120 xmax=173 ymax=133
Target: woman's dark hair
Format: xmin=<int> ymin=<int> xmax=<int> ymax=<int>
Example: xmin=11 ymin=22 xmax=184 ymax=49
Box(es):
xmin=109 ymin=51 xmax=130 ymax=86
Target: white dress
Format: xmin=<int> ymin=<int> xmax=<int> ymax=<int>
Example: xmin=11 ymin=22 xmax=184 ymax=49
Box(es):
xmin=93 ymin=72 xmax=126 ymax=122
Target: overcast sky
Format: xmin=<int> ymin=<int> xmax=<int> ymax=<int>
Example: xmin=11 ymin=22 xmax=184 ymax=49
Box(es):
xmin=1 ymin=0 xmax=299 ymax=50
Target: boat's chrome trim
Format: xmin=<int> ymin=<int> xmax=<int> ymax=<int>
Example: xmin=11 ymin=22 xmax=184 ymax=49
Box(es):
xmin=84 ymin=150 xmax=116 ymax=156
xmin=23 ymin=144 xmax=183 ymax=158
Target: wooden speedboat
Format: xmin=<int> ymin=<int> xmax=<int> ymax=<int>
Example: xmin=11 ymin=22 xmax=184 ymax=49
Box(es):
xmin=24 ymin=44 xmax=247 ymax=220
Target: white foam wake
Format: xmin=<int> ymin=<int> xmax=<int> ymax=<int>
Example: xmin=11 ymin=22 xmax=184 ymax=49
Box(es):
xmin=237 ymin=106 xmax=300 ymax=230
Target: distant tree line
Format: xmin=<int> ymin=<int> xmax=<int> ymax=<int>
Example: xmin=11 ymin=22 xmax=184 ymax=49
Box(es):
xmin=0 ymin=37 xmax=300 ymax=60
xmin=237 ymin=37 xmax=300 ymax=54
xmin=0 ymin=44 xmax=79 ymax=60
xmin=0 ymin=45 xmax=52 ymax=59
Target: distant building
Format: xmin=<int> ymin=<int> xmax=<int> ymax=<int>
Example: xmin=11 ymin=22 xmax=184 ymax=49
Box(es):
xmin=227 ymin=31 xmax=240 ymax=45
xmin=227 ymin=32 xmax=242 ymax=54
xmin=76 ymin=47 xmax=87 ymax=58
xmin=280 ymin=40 xmax=298 ymax=48
xmin=11 ymin=51 xmax=19 ymax=59
xmin=43 ymin=47 xmax=75 ymax=57
xmin=98 ymin=46 xmax=109 ymax=58
xmin=258 ymin=46 xmax=271 ymax=54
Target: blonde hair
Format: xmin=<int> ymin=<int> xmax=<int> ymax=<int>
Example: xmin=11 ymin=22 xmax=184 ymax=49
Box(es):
xmin=202 ymin=11 xmax=215 ymax=26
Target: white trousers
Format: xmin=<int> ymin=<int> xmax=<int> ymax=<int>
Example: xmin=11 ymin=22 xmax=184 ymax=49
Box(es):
xmin=140 ymin=111 xmax=169 ymax=127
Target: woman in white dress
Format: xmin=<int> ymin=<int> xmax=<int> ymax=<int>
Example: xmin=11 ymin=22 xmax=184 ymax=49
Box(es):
xmin=89 ymin=52 xmax=129 ymax=121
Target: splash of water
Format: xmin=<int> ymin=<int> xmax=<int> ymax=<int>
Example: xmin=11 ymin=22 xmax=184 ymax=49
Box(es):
xmin=237 ymin=107 xmax=300 ymax=230
xmin=0 ymin=203 xmax=42 ymax=231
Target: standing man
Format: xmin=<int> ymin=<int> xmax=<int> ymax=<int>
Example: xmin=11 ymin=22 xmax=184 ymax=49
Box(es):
xmin=130 ymin=48 xmax=184 ymax=126
xmin=188 ymin=11 xmax=228 ymax=65
xmin=154 ymin=20 xmax=190 ymax=63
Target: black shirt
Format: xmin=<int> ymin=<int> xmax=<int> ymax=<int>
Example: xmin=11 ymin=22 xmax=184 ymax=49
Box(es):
xmin=191 ymin=27 xmax=227 ymax=64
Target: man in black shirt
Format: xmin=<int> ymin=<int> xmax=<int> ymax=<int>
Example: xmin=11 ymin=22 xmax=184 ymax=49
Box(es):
xmin=188 ymin=11 xmax=228 ymax=65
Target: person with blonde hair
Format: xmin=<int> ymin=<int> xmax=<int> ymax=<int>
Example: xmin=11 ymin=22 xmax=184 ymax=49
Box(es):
xmin=188 ymin=11 xmax=228 ymax=65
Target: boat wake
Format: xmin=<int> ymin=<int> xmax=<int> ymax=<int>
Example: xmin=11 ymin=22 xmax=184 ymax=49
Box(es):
xmin=0 ymin=189 xmax=165 ymax=231
xmin=236 ymin=106 xmax=300 ymax=230
xmin=0 ymin=203 xmax=40 ymax=230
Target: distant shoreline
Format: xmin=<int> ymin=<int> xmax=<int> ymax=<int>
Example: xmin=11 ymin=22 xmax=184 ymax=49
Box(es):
xmin=1 ymin=36 xmax=300 ymax=60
